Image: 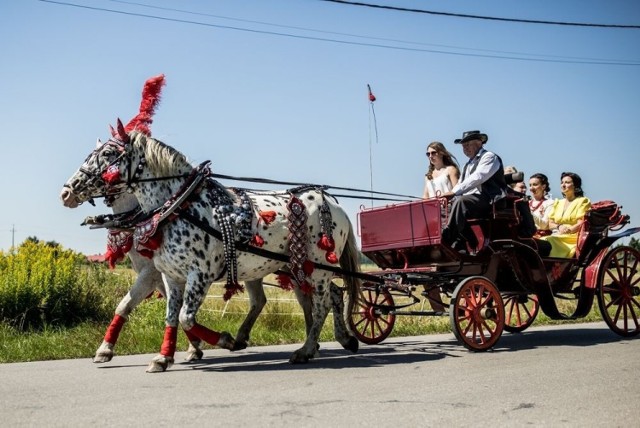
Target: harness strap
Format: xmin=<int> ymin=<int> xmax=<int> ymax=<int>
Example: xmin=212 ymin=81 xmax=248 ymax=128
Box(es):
xmin=178 ymin=211 xmax=383 ymax=284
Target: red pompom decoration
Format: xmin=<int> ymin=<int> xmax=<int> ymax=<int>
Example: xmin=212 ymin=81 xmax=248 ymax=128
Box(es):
xmin=259 ymin=210 xmax=277 ymax=225
xmin=102 ymin=165 xmax=121 ymax=185
xmin=326 ymin=252 xmax=338 ymax=264
xmin=317 ymin=234 xmax=335 ymax=252
xmin=251 ymin=234 xmax=264 ymax=247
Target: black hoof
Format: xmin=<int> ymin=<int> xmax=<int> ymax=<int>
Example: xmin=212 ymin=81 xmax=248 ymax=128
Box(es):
xmin=345 ymin=337 xmax=359 ymax=353
xmin=232 ymin=341 xmax=248 ymax=351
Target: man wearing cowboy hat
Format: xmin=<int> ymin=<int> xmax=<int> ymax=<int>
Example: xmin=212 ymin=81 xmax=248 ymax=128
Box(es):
xmin=441 ymin=130 xmax=508 ymax=252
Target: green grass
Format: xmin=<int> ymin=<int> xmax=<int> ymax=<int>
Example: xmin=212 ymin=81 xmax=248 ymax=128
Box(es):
xmin=0 ymin=279 xmax=604 ymax=363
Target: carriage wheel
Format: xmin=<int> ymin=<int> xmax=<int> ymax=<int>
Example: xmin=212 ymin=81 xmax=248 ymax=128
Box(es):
xmin=449 ymin=276 xmax=504 ymax=351
xmin=348 ymin=283 xmax=396 ymax=345
xmin=503 ymin=293 xmax=539 ymax=333
xmin=597 ymin=246 xmax=640 ymax=337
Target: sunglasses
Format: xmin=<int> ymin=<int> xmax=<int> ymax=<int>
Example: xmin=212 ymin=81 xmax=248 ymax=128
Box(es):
xmin=426 ymin=151 xmax=438 ymax=157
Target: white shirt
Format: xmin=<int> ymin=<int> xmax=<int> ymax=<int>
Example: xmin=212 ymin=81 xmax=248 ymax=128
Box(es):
xmin=451 ymin=148 xmax=501 ymax=196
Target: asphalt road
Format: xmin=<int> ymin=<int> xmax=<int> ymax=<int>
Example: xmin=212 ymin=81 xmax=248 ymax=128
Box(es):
xmin=1 ymin=322 xmax=638 ymax=427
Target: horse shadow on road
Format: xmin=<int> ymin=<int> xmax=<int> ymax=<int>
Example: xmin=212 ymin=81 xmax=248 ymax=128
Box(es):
xmin=179 ymin=323 xmax=632 ymax=373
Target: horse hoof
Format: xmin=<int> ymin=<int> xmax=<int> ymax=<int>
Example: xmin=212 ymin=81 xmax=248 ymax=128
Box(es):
xmin=93 ymin=343 xmax=114 ymax=363
xmin=93 ymin=351 xmax=113 ymax=363
xmin=146 ymin=355 xmax=174 ymax=373
xmin=232 ymin=341 xmax=248 ymax=351
xmin=184 ymin=348 xmax=203 ymax=362
xmin=217 ymin=332 xmax=236 ymax=351
xmin=345 ymin=337 xmax=359 ymax=353
xmin=289 ymin=350 xmax=310 ymax=364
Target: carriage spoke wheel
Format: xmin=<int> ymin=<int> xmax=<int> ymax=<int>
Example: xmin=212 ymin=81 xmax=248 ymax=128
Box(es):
xmin=348 ymin=283 xmax=396 ymax=345
xmin=449 ymin=276 xmax=504 ymax=351
xmin=503 ymin=293 xmax=539 ymax=333
xmin=597 ymin=246 xmax=640 ymax=337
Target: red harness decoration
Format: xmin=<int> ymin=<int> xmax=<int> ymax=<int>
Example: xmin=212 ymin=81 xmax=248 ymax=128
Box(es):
xmin=134 ymin=213 xmax=166 ymax=259
xmin=285 ymin=196 xmax=314 ymax=295
xmin=104 ymin=230 xmax=134 ymax=269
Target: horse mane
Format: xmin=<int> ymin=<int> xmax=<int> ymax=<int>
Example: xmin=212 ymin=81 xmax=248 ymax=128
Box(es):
xmin=131 ymin=132 xmax=192 ymax=177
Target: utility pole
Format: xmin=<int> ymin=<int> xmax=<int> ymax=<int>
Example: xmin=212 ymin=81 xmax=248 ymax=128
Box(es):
xmin=11 ymin=224 xmax=16 ymax=252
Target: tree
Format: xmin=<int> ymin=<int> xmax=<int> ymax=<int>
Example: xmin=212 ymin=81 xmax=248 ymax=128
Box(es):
xmin=629 ymin=237 xmax=640 ymax=251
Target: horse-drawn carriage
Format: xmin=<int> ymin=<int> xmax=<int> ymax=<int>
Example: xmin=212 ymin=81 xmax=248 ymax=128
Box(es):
xmin=60 ymin=75 xmax=640 ymax=371
xmin=350 ymin=193 xmax=640 ymax=351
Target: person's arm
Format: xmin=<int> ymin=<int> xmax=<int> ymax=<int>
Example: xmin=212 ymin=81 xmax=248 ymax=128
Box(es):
xmin=448 ymin=166 xmax=459 ymax=188
xmin=423 ymin=175 xmax=431 ymax=199
xmin=451 ymin=152 xmax=501 ymax=196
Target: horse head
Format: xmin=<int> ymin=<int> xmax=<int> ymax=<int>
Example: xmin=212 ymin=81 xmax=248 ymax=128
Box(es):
xmin=60 ymin=118 xmax=140 ymax=208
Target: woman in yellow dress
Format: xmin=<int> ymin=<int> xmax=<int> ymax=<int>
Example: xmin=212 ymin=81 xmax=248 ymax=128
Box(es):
xmin=542 ymin=172 xmax=591 ymax=258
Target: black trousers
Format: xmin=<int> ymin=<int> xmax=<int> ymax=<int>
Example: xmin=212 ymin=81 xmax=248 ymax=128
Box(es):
xmin=442 ymin=193 xmax=492 ymax=246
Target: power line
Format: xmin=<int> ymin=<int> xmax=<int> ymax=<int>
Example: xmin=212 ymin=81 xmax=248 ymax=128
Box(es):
xmin=321 ymin=0 xmax=640 ymax=29
xmin=37 ymin=0 xmax=640 ymax=66
xmin=102 ymin=0 xmax=638 ymax=64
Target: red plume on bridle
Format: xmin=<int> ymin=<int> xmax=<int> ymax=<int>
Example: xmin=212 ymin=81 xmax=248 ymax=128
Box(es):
xmin=124 ymin=74 xmax=166 ymax=136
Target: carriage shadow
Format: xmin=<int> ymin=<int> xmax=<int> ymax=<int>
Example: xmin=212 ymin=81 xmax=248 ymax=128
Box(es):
xmin=185 ymin=324 xmax=629 ymax=372
xmin=492 ymin=323 xmax=628 ymax=352
xmin=180 ymin=341 xmax=459 ymax=373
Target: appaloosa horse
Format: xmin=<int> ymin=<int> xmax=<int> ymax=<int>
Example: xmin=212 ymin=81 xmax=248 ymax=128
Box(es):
xmin=84 ymin=191 xmax=290 ymax=364
xmin=61 ymin=125 xmax=360 ymax=372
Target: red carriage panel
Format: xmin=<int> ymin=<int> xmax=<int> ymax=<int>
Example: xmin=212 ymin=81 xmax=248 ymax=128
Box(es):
xmin=359 ymin=199 xmax=442 ymax=252
xmin=358 ymin=199 xmax=445 ymax=269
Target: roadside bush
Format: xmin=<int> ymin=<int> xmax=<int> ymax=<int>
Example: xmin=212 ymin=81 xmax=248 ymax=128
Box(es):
xmin=0 ymin=242 xmax=130 ymax=331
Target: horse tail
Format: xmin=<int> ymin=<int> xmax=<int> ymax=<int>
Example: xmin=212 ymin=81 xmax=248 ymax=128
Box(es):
xmin=339 ymin=221 xmax=361 ymax=319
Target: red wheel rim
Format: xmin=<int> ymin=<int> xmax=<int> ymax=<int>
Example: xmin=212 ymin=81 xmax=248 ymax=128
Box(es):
xmin=349 ymin=285 xmax=395 ymax=345
xmin=503 ymin=294 xmax=539 ymax=333
xmin=598 ymin=246 xmax=640 ymax=337
xmin=450 ymin=277 xmax=504 ymax=351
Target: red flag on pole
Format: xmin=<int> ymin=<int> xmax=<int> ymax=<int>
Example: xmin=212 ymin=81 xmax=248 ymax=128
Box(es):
xmin=367 ymin=84 xmax=376 ymax=102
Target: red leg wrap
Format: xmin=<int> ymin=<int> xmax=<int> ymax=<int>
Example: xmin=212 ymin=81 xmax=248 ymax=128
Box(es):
xmin=183 ymin=327 xmax=200 ymax=343
xmin=160 ymin=326 xmax=178 ymax=357
xmin=187 ymin=323 xmax=221 ymax=346
xmin=104 ymin=314 xmax=126 ymax=344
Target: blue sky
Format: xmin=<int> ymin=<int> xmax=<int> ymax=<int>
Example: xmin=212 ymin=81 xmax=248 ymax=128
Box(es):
xmin=1 ymin=0 xmax=639 ymax=255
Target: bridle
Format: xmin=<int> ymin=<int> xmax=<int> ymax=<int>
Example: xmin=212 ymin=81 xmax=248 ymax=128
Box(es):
xmin=64 ymin=137 xmax=189 ymax=207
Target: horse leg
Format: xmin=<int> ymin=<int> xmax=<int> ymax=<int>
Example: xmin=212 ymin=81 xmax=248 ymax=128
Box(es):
xmin=329 ymin=281 xmax=359 ymax=353
xmin=179 ymin=279 xmax=236 ymax=353
xmin=233 ymin=279 xmax=267 ymax=351
xmin=289 ymin=274 xmax=333 ymax=364
xmin=95 ymin=265 xmax=161 ymax=363
xmin=147 ymin=277 xmax=183 ymax=373
xmin=293 ymin=286 xmax=319 ymax=357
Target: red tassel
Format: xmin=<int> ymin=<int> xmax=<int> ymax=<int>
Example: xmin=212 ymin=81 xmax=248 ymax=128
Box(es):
xmin=302 ymin=260 xmax=314 ymax=275
xmin=277 ymin=273 xmax=294 ymax=290
xmin=300 ymin=281 xmax=314 ymax=295
xmin=145 ymin=230 xmax=163 ymax=250
xmin=223 ymin=282 xmax=244 ymax=301
xmin=259 ymin=210 xmax=277 ymax=225
xmin=251 ymin=234 xmax=264 ymax=247
xmin=317 ymin=234 xmax=335 ymax=251
xmin=138 ymin=248 xmax=154 ymax=259
xmin=326 ymin=252 xmax=339 ymax=264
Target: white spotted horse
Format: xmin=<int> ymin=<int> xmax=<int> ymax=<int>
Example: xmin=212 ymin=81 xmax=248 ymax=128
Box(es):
xmin=60 ymin=75 xmax=319 ymax=365
xmin=80 ymin=191 xmax=286 ymax=364
xmin=60 ymin=123 xmax=360 ymax=372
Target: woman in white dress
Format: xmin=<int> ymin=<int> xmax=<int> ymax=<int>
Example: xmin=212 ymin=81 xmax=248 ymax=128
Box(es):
xmin=528 ymin=173 xmax=554 ymax=237
xmin=423 ymin=141 xmax=460 ymax=199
